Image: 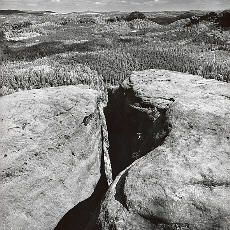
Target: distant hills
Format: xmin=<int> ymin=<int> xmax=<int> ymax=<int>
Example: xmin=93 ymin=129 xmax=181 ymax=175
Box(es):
xmin=0 ymin=10 xmax=54 ymax=15
xmin=0 ymin=9 xmax=229 ymax=28
xmin=187 ymin=9 xmax=230 ymax=28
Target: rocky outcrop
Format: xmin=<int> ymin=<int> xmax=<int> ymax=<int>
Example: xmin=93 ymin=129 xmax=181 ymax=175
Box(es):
xmin=0 ymin=85 xmax=112 ymax=230
xmin=99 ymin=69 xmax=230 ymax=230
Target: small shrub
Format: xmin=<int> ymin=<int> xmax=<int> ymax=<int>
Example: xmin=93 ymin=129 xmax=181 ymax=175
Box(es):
xmin=107 ymin=17 xmax=117 ymax=23
xmin=0 ymin=30 xmax=5 ymax=41
xmin=107 ymin=16 xmax=125 ymax=23
xmin=59 ymin=18 xmax=69 ymax=25
xmin=11 ymin=21 xmax=32 ymax=30
xmin=0 ymin=86 xmax=15 ymax=96
xmin=79 ymin=17 xmax=96 ymax=24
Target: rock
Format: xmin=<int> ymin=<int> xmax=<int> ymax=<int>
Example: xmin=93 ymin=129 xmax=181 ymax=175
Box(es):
xmin=0 ymin=85 xmax=111 ymax=230
xmin=99 ymin=69 xmax=230 ymax=230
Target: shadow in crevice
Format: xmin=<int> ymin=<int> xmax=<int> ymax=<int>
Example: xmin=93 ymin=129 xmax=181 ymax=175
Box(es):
xmin=104 ymin=86 xmax=171 ymax=179
xmin=114 ymin=170 xmax=129 ymax=210
xmin=54 ymin=153 xmax=108 ymax=230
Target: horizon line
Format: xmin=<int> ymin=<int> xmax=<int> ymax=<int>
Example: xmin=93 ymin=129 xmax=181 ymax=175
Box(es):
xmin=1 ymin=8 xmax=227 ymax=14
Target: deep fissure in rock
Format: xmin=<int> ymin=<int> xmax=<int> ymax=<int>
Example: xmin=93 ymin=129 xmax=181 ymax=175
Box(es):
xmin=104 ymin=86 xmax=171 ymax=178
xmin=54 ymin=130 xmax=108 ymax=230
xmin=54 ymin=85 xmax=172 ymax=229
xmin=54 ymin=172 xmax=107 ymax=230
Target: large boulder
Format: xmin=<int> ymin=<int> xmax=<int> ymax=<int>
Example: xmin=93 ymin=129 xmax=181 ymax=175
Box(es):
xmin=0 ymin=85 xmax=111 ymax=230
xmin=99 ymin=69 xmax=230 ymax=230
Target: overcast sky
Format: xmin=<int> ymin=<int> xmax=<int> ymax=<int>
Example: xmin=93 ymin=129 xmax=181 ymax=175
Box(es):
xmin=0 ymin=0 xmax=229 ymax=13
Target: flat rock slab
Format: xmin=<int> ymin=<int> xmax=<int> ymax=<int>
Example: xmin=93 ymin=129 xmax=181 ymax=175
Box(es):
xmin=99 ymin=70 xmax=230 ymax=230
xmin=0 ymin=85 xmax=104 ymax=230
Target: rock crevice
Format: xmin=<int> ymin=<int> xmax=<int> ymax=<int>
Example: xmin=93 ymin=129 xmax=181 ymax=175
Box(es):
xmin=1 ymin=69 xmax=230 ymax=230
xmin=98 ymin=69 xmax=230 ymax=230
xmin=104 ymin=83 xmax=173 ymax=178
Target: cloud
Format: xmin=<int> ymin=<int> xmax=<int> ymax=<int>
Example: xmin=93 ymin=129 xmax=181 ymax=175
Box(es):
xmin=119 ymin=0 xmax=127 ymax=3
xmin=26 ymin=2 xmax=38 ymax=6
xmin=95 ymin=1 xmax=104 ymax=5
xmin=51 ymin=0 xmax=61 ymax=3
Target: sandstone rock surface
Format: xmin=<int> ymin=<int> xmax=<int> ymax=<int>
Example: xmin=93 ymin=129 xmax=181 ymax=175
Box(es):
xmin=99 ymin=70 xmax=230 ymax=230
xmin=0 ymin=85 xmax=108 ymax=230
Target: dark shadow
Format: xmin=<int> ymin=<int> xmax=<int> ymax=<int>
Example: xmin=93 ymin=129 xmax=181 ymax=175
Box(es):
xmin=8 ymin=41 xmax=93 ymax=61
xmin=7 ymin=39 xmax=113 ymax=62
xmin=104 ymin=87 xmax=171 ymax=179
xmin=55 ymin=151 xmax=108 ymax=230
xmin=114 ymin=170 xmax=129 ymax=209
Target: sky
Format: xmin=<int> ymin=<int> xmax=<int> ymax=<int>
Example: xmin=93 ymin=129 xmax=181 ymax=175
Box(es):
xmin=0 ymin=0 xmax=229 ymax=13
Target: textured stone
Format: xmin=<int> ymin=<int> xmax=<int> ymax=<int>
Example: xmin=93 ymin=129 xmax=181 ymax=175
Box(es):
xmin=0 ymin=85 xmax=109 ymax=230
xmin=99 ymin=69 xmax=230 ymax=230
